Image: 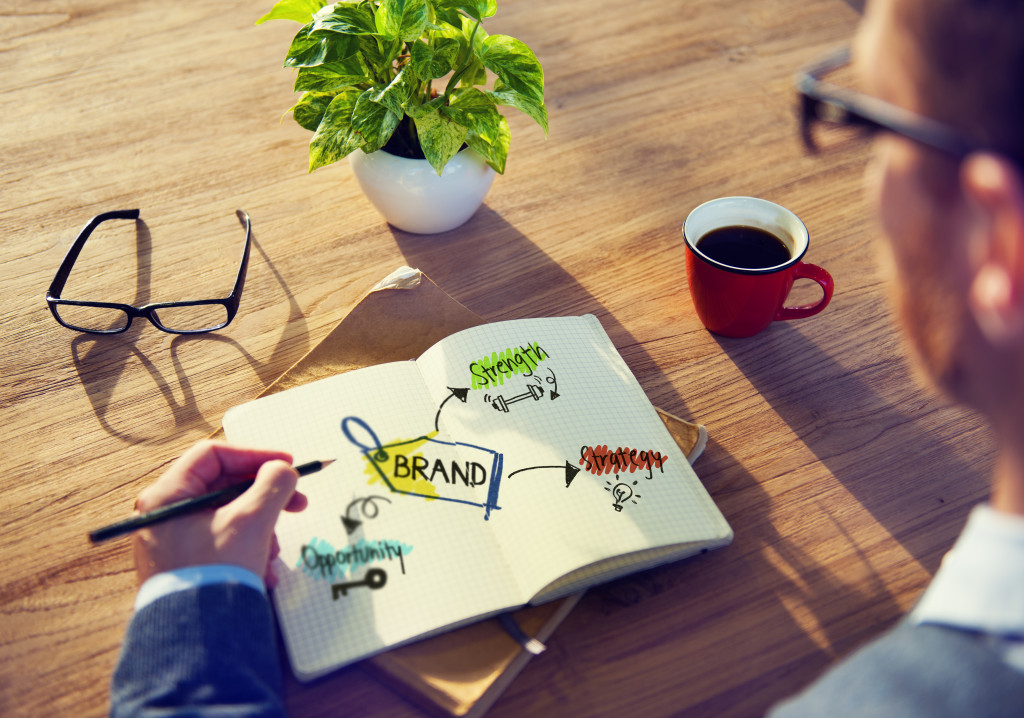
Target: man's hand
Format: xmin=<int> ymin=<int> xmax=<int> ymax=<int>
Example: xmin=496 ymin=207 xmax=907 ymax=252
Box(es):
xmin=132 ymin=441 xmax=309 ymax=586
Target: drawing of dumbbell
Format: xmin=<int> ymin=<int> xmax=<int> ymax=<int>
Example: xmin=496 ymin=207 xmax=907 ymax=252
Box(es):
xmin=490 ymin=384 xmax=545 ymax=412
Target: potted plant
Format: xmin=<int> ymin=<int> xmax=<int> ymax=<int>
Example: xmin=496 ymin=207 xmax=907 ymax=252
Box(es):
xmin=258 ymin=0 xmax=548 ymax=234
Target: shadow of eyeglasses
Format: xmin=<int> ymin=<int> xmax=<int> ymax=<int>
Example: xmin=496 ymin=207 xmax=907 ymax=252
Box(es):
xmin=69 ymin=223 xmax=309 ymax=444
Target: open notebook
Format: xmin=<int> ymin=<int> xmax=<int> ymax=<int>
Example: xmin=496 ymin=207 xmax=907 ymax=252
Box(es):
xmin=223 ymin=313 xmax=732 ymax=681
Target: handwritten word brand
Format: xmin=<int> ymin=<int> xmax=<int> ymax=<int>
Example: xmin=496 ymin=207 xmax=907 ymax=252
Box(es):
xmin=343 ymin=416 xmax=504 ymax=520
xmin=579 ymin=444 xmax=667 ymax=480
xmin=394 ymin=454 xmax=488 ymax=486
xmin=470 ymin=342 xmax=548 ymax=389
xmin=299 ymin=536 xmax=412 ymax=580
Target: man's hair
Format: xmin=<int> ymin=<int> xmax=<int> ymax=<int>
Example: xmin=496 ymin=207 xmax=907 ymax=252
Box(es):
xmin=897 ymin=0 xmax=1024 ymax=165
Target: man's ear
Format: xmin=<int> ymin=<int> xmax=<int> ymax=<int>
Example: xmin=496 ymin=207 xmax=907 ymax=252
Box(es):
xmin=962 ymin=153 xmax=1024 ymax=345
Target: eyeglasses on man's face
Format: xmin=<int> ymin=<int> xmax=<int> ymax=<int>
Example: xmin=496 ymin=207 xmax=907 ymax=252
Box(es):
xmin=46 ymin=209 xmax=251 ymax=335
xmin=794 ymin=45 xmax=991 ymax=162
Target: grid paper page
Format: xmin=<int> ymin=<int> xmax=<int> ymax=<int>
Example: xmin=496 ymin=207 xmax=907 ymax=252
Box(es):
xmin=223 ymin=316 xmax=732 ymax=680
xmin=223 ymin=361 xmax=523 ymax=680
xmin=415 ymin=315 xmax=732 ymax=601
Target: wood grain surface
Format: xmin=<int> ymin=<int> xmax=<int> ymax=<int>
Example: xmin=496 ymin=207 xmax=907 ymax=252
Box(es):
xmin=0 ymin=0 xmax=993 ymax=716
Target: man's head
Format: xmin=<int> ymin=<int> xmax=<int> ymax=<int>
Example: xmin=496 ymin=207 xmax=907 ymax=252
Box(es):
xmin=854 ymin=0 xmax=1024 ymax=430
xmin=888 ymin=0 xmax=1024 ymax=164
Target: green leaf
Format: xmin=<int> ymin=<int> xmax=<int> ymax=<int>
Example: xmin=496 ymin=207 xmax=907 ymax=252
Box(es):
xmin=309 ymin=89 xmax=400 ymax=169
xmin=442 ymin=88 xmax=502 ymax=145
xmin=457 ymin=56 xmax=486 ymax=88
xmin=408 ymin=41 xmax=434 ymax=78
xmin=291 ymin=91 xmax=334 ymax=131
xmin=351 ymin=92 xmax=402 ymax=153
xmin=409 ymin=38 xmax=460 ymax=79
xmin=433 ymin=0 xmax=496 ymax=22
xmin=487 ymin=79 xmax=548 ymax=134
xmin=367 ymin=65 xmax=415 ymax=116
xmin=465 ymin=114 xmax=509 ymax=174
xmin=357 ymin=35 xmax=390 ymax=75
xmin=308 ymin=89 xmax=365 ymax=171
xmin=410 ymin=98 xmax=468 ymax=174
xmin=284 ymin=26 xmax=328 ymax=67
xmin=480 ymin=34 xmax=544 ymax=104
xmin=284 ymin=26 xmax=359 ymax=67
xmin=294 ymin=53 xmax=371 ymax=92
xmin=375 ymin=0 xmax=429 ymax=42
xmin=444 ymin=89 xmax=508 ymax=173
xmin=311 ymin=3 xmax=378 ymax=35
xmin=256 ymin=0 xmax=324 ymax=25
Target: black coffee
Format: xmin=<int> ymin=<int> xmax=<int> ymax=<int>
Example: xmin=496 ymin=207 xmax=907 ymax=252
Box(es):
xmin=696 ymin=226 xmax=791 ymax=269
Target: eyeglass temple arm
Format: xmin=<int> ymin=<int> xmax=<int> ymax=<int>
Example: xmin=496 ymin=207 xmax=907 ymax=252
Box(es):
xmin=229 ymin=210 xmax=252 ymax=302
xmin=47 ymin=209 xmax=141 ymax=299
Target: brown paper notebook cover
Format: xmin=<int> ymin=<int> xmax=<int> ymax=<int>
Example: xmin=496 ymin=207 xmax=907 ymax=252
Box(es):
xmin=232 ymin=267 xmax=707 ymax=717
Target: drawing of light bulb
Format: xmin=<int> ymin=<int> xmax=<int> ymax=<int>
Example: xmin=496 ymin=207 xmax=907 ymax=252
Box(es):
xmin=611 ymin=482 xmax=633 ymax=512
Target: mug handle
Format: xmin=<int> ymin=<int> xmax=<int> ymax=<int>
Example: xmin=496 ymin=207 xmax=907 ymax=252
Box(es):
xmin=775 ymin=262 xmax=834 ymax=321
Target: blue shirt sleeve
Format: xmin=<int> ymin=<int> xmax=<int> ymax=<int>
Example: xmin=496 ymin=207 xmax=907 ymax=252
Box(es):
xmin=134 ymin=564 xmax=266 ymax=612
xmin=113 ymin=570 xmax=285 ymax=718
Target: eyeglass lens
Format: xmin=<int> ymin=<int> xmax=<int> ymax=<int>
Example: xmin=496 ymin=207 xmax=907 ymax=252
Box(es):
xmin=805 ymin=101 xmax=876 ymax=156
xmin=802 ymin=58 xmax=876 ymax=158
xmin=53 ymin=304 xmax=131 ymax=333
xmin=152 ymin=303 xmax=230 ymax=332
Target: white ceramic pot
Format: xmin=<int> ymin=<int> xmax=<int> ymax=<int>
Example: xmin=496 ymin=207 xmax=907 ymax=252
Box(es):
xmin=349 ymin=147 xmax=496 ymax=234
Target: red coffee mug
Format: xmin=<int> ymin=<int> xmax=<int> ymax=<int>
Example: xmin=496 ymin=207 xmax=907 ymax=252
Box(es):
xmin=683 ymin=197 xmax=834 ymax=338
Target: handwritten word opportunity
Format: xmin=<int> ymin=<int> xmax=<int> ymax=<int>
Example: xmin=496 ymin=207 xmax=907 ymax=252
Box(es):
xmin=299 ymin=536 xmax=412 ymax=580
xmin=579 ymin=444 xmax=667 ymax=480
xmin=470 ymin=342 xmax=548 ymax=389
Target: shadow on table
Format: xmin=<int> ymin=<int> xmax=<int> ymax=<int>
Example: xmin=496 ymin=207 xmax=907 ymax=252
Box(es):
xmin=562 ymin=434 xmax=899 ymax=717
xmin=387 ymin=207 xmax=693 ymax=418
xmin=70 ymin=223 xmax=308 ymax=444
xmin=713 ymin=323 xmax=987 ymax=572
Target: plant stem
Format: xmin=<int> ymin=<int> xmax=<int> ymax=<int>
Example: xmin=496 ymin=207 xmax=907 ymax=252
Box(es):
xmin=443 ymin=19 xmax=481 ymax=99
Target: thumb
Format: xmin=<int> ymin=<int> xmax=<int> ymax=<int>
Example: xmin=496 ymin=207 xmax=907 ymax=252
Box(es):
xmin=230 ymin=460 xmax=300 ymax=532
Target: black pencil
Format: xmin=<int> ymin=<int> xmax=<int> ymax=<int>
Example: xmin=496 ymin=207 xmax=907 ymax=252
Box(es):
xmin=88 ymin=459 xmax=334 ymax=544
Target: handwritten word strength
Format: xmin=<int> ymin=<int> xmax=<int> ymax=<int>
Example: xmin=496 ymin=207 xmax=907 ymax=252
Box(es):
xmin=579 ymin=444 xmax=667 ymax=480
xmin=470 ymin=342 xmax=548 ymax=390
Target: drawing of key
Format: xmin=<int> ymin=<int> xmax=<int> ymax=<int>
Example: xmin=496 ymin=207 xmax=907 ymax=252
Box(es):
xmin=331 ymin=567 xmax=388 ymax=599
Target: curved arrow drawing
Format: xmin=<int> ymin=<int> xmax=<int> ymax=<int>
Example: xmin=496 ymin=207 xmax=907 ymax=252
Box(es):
xmin=434 ymin=387 xmax=470 ymax=432
xmin=544 ymin=368 xmax=559 ymax=400
xmin=341 ymin=495 xmax=392 ymax=535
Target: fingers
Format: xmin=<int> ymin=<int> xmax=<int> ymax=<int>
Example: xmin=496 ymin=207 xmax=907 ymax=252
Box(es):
xmin=188 ymin=441 xmax=294 ymax=488
xmin=136 ymin=441 xmax=293 ymax=513
xmin=131 ymin=441 xmax=302 ymax=584
xmin=284 ymin=489 xmax=310 ymax=513
xmin=228 ymin=459 xmax=302 ymax=532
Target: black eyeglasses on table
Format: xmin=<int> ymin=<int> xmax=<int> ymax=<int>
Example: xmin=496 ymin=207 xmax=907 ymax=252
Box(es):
xmin=46 ymin=209 xmax=251 ymax=335
xmin=795 ymin=45 xmax=1017 ymax=164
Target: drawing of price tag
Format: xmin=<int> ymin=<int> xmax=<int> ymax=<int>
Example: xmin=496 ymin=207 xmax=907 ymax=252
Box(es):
xmin=341 ymin=416 xmax=504 ymax=520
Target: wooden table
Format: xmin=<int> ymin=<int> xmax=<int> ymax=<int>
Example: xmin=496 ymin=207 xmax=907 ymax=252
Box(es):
xmin=0 ymin=0 xmax=994 ymax=715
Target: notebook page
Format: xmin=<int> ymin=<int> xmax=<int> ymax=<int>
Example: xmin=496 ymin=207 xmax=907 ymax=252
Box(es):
xmin=415 ymin=315 xmax=732 ymax=599
xmin=222 ymin=361 xmax=522 ymax=680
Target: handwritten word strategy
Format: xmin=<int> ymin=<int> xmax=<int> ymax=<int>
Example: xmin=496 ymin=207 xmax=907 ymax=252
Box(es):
xmin=579 ymin=444 xmax=668 ymax=480
xmin=469 ymin=341 xmax=548 ymax=390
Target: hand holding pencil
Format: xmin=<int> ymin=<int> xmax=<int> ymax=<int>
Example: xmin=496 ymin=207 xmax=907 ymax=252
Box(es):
xmin=121 ymin=441 xmax=310 ymax=587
